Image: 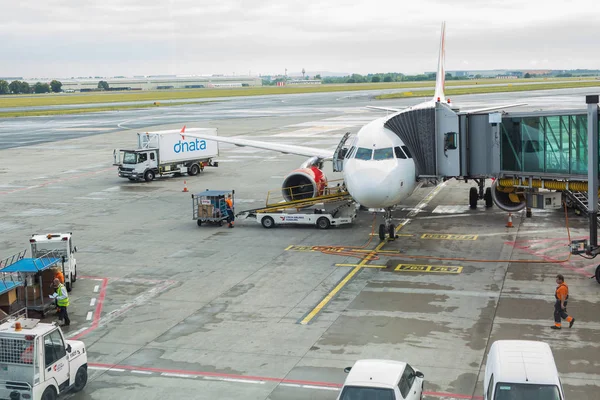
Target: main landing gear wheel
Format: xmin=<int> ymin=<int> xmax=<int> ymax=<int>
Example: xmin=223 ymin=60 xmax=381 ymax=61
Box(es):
xmin=469 ymin=187 xmax=478 ymax=209
xmin=484 ymin=187 xmax=493 ymax=208
xmin=389 ymin=224 xmax=396 ymax=240
xmin=379 ymin=224 xmax=386 ymax=241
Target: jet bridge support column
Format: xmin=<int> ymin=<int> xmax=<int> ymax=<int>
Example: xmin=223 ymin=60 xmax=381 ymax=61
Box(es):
xmin=587 ymin=95 xmax=599 ymax=253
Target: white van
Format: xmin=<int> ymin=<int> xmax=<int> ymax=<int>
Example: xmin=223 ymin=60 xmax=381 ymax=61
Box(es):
xmin=484 ymin=340 xmax=565 ymax=400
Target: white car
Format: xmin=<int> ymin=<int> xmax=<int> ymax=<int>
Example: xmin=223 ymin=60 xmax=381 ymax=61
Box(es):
xmin=338 ymin=359 xmax=425 ymax=400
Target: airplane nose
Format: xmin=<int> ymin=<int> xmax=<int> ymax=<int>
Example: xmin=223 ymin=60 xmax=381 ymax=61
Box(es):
xmin=347 ymin=169 xmax=394 ymax=208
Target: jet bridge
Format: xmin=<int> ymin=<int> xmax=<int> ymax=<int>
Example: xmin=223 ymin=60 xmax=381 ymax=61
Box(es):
xmin=383 ymin=95 xmax=600 ymax=262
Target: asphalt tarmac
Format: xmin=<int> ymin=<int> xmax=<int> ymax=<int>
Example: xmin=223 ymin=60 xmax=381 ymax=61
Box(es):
xmin=0 ymin=88 xmax=599 ymax=399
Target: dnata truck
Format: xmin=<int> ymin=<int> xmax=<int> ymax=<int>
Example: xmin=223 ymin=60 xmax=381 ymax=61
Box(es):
xmin=29 ymin=233 xmax=78 ymax=292
xmin=0 ymin=318 xmax=88 ymax=400
xmin=113 ymin=128 xmax=219 ymax=182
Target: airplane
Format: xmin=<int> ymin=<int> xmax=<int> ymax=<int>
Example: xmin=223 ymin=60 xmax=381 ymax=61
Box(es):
xmin=181 ymin=22 xmax=526 ymax=240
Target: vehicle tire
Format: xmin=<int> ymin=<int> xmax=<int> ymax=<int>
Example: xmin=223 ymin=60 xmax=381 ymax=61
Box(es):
xmin=189 ymin=163 xmax=200 ymax=176
xmin=144 ymin=170 xmax=155 ymax=182
xmin=261 ymin=216 xmax=275 ymax=229
xmin=72 ymin=266 xmax=77 ymax=282
xmin=197 ymin=219 xmax=202 ymax=227
xmin=469 ymin=187 xmax=478 ymax=209
xmin=317 ymin=217 xmax=330 ymax=229
xmin=72 ymin=365 xmax=88 ymax=392
xmin=41 ymin=386 xmax=57 ymax=400
xmin=66 ymin=281 xmax=72 ymax=292
xmin=378 ymin=224 xmax=386 ymax=241
xmin=389 ymin=224 xmax=395 ymax=239
xmin=218 ymin=219 xmax=223 ymax=226
xmin=595 ymin=265 xmax=600 ymax=284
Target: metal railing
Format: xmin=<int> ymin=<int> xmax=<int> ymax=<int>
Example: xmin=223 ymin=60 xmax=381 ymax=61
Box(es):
xmin=0 ymin=249 xmax=27 ymax=270
xmin=265 ymin=178 xmax=349 ymax=207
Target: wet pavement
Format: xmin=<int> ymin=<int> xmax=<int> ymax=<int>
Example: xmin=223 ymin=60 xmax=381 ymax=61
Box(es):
xmin=0 ymin=90 xmax=599 ymax=399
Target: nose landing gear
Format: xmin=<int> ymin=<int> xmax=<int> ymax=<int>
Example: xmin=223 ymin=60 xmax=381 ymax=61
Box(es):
xmin=378 ymin=208 xmax=395 ymax=241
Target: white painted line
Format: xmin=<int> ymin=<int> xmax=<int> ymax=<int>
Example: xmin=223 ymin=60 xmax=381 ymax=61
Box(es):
xmin=302 ymin=385 xmax=340 ymax=391
xmin=66 ymin=327 xmax=87 ymax=338
xmin=131 ymin=370 xmax=153 ymax=375
xmin=279 ymin=383 xmax=302 ymax=388
xmin=93 ymin=285 xmax=99 ymax=293
xmin=88 ymin=366 xmax=109 ymax=371
xmin=220 ymin=378 xmax=265 ymax=385
xmin=90 ymin=298 xmax=96 ymax=307
xmin=109 ymin=368 xmax=126 ymax=372
xmin=161 ymin=373 xmax=196 ymax=379
xmin=86 ymin=311 xmax=93 ymax=321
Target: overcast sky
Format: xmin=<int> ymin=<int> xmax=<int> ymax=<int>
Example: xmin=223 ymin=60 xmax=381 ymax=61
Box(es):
xmin=1 ymin=0 xmax=599 ymax=79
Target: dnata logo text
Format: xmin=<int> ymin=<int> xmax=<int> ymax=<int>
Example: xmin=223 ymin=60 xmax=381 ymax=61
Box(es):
xmin=174 ymin=139 xmax=207 ymax=153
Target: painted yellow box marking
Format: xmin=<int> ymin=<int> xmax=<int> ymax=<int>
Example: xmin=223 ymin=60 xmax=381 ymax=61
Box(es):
xmin=420 ymin=233 xmax=478 ymax=241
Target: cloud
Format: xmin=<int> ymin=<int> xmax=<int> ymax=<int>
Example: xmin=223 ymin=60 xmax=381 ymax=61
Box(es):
xmin=1 ymin=0 xmax=599 ymax=78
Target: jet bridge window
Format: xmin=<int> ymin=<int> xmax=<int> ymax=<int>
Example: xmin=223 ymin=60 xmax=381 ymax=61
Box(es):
xmin=354 ymin=147 xmax=373 ymax=160
xmin=373 ymin=148 xmax=394 ymax=160
xmin=394 ymin=146 xmax=407 ymax=159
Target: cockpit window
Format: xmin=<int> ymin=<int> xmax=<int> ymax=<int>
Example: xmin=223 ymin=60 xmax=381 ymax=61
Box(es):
xmin=401 ymin=145 xmax=413 ymax=158
xmin=354 ymin=147 xmax=373 ymax=160
xmin=394 ymin=146 xmax=407 ymax=159
xmin=373 ymin=148 xmax=394 ymax=160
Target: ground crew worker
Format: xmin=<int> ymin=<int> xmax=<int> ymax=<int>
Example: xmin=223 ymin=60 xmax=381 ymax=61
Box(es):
xmin=552 ymin=274 xmax=575 ymax=330
xmin=50 ymin=278 xmax=70 ymax=326
xmin=50 ymin=268 xmax=64 ymax=314
xmin=226 ymin=194 xmax=235 ymax=228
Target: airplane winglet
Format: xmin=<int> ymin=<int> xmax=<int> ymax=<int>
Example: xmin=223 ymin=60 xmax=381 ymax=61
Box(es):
xmin=433 ymin=21 xmax=446 ymax=103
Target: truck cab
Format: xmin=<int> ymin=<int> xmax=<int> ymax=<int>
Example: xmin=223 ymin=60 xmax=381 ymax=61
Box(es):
xmin=0 ymin=318 xmax=88 ymax=400
xmin=114 ymin=149 xmax=159 ymax=182
xmin=29 ymin=234 xmax=77 ymax=292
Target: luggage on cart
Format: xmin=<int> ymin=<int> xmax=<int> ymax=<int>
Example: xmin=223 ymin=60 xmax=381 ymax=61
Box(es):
xmin=192 ymin=189 xmax=235 ymax=226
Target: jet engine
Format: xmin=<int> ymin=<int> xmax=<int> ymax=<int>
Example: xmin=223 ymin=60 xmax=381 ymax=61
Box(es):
xmin=281 ymin=165 xmax=327 ymax=202
xmin=490 ymin=179 xmax=526 ymax=212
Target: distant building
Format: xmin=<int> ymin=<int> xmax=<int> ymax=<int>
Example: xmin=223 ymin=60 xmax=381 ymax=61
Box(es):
xmin=38 ymin=75 xmax=262 ymax=92
xmin=496 ymin=75 xmax=518 ymax=79
xmin=286 ymin=80 xmax=321 ymax=85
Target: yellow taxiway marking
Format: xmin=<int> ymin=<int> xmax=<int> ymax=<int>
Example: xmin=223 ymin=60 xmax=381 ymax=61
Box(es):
xmin=421 ymin=233 xmax=478 ymax=241
xmin=300 ymin=240 xmax=387 ymax=325
xmin=285 ymin=245 xmax=402 ymax=254
xmin=335 ymin=263 xmax=387 ymax=268
xmin=394 ymin=264 xmax=463 ymax=274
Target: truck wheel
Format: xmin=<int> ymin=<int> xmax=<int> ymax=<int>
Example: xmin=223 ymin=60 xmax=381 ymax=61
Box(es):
xmin=42 ymin=386 xmax=57 ymax=400
xmin=595 ymin=265 xmax=600 ymax=284
xmin=66 ymin=281 xmax=72 ymax=292
xmin=189 ymin=164 xmax=200 ymax=176
xmin=72 ymin=266 xmax=77 ymax=282
xmin=144 ymin=170 xmax=155 ymax=182
xmin=317 ymin=217 xmax=330 ymax=229
xmin=72 ymin=366 xmax=88 ymax=392
xmin=261 ymin=216 xmax=275 ymax=229
xmin=197 ymin=219 xmax=202 ymax=227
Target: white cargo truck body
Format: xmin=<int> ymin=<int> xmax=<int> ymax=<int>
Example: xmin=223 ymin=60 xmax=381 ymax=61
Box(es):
xmin=114 ymin=128 xmax=219 ymax=182
xmin=29 ymin=233 xmax=78 ymax=292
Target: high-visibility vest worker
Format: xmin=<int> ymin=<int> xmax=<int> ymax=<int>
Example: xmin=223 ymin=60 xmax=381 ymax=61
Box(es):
xmin=55 ymin=283 xmax=70 ymax=308
xmin=225 ymin=195 xmax=235 ymax=228
xmin=552 ymin=274 xmax=575 ymax=329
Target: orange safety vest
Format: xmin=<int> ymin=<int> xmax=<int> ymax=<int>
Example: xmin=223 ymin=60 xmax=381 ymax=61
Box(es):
xmin=226 ymin=198 xmax=233 ymax=210
xmin=555 ymin=283 xmax=569 ymax=301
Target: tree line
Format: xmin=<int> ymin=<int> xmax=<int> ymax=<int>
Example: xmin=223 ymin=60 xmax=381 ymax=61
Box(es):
xmin=0 ymin=79 xmax=63 ymax=94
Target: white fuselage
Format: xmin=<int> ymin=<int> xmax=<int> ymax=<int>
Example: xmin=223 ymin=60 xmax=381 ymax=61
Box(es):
xmin=341 ymin=116 xmax=417 ymax=208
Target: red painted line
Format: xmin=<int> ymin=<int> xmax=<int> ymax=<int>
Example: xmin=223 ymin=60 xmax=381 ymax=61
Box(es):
xmin=71 ymin=277 xmax=108 ymax=340
xmin=87 ymin=362 xmax=483 ymax=398
xmin=508 ymin=243 xmax=592 ymax=277
xmin=0 ymin=167 xmax=113 ymax=196
xmin=535 ymin=243 xmax=569 ymax=254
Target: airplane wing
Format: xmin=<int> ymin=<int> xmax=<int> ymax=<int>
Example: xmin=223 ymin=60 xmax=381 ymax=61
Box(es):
xmin=366 ymin=106 xmax=405 ymax=113
xmin=460 ymin=103 xmax=528 ymax=114
xmin=180 ymin=128 xmax=334 ymax=160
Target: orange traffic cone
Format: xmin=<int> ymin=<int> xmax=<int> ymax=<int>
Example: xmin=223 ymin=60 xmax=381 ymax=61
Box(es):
xmin=506 ymin=213 xmax=513 ymax=228
xmin=182 ymin=181 xmax=189 ymax=192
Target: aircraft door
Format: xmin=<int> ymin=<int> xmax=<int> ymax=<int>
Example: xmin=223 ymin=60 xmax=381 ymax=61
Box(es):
xmin=332 ymin=132 xmax=351 ymax=172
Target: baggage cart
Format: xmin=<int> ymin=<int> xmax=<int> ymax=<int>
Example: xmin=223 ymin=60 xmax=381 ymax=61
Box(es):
xmin=192 ymin=189 xmax=235 ymax=226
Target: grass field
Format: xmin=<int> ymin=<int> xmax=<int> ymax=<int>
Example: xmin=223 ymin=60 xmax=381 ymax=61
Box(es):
xmin=0 ymin=77 xmax=599 ymax=118
xmin=376 ymin=80 xmax=600 ymax=100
